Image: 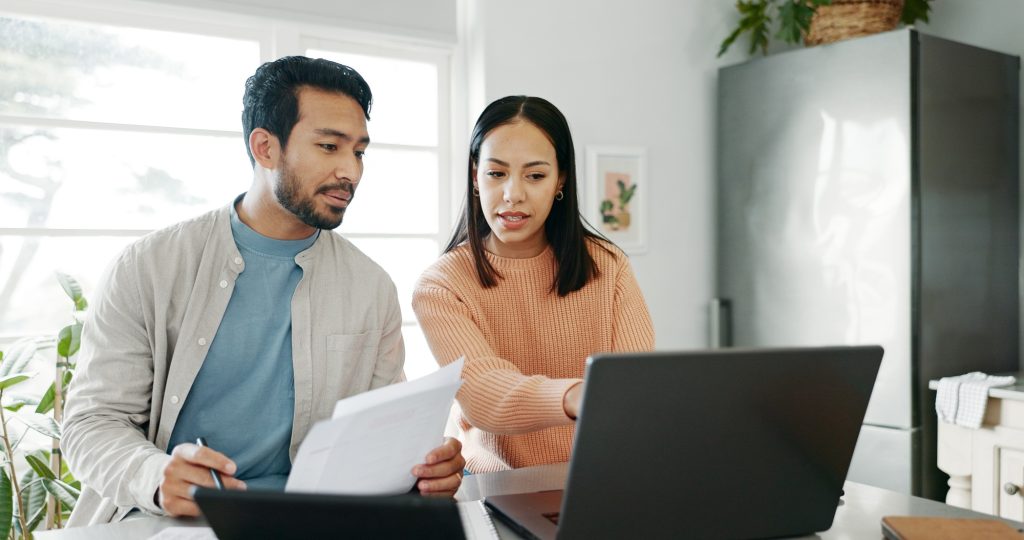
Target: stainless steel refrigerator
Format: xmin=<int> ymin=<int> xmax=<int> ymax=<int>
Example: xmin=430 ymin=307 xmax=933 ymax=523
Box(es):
xmin=714 ymin=29 xmax=1019 ymax=499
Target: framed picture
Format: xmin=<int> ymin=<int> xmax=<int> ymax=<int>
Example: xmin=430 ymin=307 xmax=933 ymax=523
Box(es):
xmin=584 ymin=146 xmax=647 ymax=254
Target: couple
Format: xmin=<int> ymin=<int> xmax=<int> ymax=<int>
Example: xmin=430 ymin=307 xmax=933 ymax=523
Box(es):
xmin=61 ymin=55 xmax=654 ymax=526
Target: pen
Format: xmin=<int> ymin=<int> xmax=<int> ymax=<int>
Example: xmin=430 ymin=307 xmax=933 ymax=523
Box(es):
xmin=195 ymin=437 xmax=225 ymax=490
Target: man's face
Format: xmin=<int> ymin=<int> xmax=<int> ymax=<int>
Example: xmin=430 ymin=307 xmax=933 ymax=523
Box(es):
xmin=274 ymin=87 xmax=369 ymax=230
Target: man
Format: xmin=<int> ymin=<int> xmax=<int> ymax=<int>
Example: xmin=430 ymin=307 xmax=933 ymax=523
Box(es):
xmin=61 ymin=56 xmax=465 ymax=525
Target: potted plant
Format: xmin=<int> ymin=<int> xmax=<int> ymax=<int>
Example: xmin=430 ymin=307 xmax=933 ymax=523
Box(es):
xmin=718 ymin=0 xmax=933 ymax=57
xmin=0 ymin=273 xmax=85 ymax=538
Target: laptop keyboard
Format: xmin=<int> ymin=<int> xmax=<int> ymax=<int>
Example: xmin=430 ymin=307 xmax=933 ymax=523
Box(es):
xmin=543 ymin=512 xmax=560 ymax=525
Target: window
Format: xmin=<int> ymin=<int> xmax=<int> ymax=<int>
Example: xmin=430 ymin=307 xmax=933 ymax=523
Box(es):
xmin=0 ymin=3 xmax=452 ymax=379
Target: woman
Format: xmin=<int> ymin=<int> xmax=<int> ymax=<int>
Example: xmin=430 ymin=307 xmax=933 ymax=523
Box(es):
xmin=412 ymin=96 xmax=654 ymax=472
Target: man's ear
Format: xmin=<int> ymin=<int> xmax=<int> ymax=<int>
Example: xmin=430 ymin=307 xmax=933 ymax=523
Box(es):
xmin=249 ymin=128 xmax=279 ymax=169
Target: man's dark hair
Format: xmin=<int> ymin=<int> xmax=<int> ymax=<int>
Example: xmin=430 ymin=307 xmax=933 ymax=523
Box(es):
xmin=241 ymin=56 xmax=373 ymax=166
xmin=446 ymin=95 xmax=612 ymax=297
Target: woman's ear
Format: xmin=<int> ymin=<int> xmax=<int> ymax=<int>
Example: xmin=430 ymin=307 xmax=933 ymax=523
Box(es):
xmin=249 ymin=128 xmax=279 ymax=169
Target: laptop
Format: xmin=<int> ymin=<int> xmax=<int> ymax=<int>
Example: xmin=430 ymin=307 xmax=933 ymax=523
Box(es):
xmin=194 ymin=488 xmax=465 ymax=540
xmin=485 ymin=345 xmax=884 ymax=540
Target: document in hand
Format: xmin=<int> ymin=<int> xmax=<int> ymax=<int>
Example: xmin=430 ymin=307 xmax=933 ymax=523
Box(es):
xmin=285 ymin=358 xmax=464 ymax=495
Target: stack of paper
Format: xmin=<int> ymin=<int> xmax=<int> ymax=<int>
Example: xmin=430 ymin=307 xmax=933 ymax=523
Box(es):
xmin=286 ymin=358 xmax=464 ymax=495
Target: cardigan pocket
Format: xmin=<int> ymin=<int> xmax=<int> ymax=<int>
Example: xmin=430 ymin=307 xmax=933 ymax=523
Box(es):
xmin=326 ymin=331 xmax=375 ymax=352
xmin=325 ymin=330 xmax=382 ymax=393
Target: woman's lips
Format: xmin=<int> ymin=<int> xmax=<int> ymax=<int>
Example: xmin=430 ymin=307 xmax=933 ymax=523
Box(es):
xmin=498 ymin=212 xmax=528 ymax=230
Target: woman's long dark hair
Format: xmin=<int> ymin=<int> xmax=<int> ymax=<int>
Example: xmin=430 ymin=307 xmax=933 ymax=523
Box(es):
xmin=444 ymin=95 xmax=609 ymax=296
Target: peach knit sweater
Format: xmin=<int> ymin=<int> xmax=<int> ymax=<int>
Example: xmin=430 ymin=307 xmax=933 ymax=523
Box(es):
xmin=412 ymin=239 xmax=654 ymax=472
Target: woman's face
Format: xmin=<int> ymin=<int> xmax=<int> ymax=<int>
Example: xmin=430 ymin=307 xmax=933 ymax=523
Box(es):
xmin=474 ymin=121 xmax=564 ymax=259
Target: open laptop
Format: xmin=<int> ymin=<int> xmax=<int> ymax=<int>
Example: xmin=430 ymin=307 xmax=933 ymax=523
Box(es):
xmin=194 ymin=488 xmax=465 ymax=540
xmin=485 ymin=345 xmax=884 ymax=540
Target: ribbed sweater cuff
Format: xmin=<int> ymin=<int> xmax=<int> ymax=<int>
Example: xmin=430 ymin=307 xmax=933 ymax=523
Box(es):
xmin=536 ymin=377 xmax=584 ymax=425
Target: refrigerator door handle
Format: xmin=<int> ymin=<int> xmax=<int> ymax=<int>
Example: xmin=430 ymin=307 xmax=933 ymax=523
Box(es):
xmin=709 ymin=298 xmax=732 ymax=349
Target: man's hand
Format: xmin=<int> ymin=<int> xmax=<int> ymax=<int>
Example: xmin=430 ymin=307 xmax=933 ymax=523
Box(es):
xmin=158 ymin=442 xmax=247 ymax=517
xmin=563 ymin=382 xmax=583 ymax=420
xmin=411 ymin=437 xmax=466 ymax=498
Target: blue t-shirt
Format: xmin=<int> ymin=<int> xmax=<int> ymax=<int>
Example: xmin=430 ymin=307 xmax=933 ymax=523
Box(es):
xmin=167 ymin=207 xmax=318 ymax=490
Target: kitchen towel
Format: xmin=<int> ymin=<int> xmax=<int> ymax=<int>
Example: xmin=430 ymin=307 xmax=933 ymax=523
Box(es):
xmin=935 ymin=372 xmax=1016 ymax=429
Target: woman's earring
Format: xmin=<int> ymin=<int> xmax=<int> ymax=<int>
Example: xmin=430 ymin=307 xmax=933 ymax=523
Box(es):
xmin=473 ymin=186 xmax=480 ymax=197
xmin=555 ymin=190 xmax=564 ymax=201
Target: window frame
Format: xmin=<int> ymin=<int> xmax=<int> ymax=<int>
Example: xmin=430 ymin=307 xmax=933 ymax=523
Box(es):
xmin=0 ymin=0 xmax=459 ymax=355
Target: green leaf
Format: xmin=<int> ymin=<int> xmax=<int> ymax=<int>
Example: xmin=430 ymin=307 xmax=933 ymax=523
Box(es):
xmin=24 ymin=453 xmax=56 ymax=481
xmin=0 ymin=372 xmax=35 ymax=391
xmin=901 ymin=0 xmax=931 ymax=24
xmin=42 ymin=478 xmax=80 ymax=511
xmin=0 ymin=468 xmax=12 ymax=540
xmin=35 ymin=371 xmax=72 ymax=415
xmin=776 ymin=0 xmax=816 ymax=44
xmin=20 ymin=468 xmax=46 ymax=532
xmin=3 ymin=394 xmax=37 ymax=413
xmin=17 ymin=412 xmax=61 ymax=440
xmin=10 ymin=428 xmax=29 ymax=453
xmin=25 ymin=501 xmax=45 ymax=534
xmin=55 ymin=272 xmax=88 ymax=312
xmin=57 ymin=323 xmax=83 ymax=358
xmin=35 ymin=384 xmax=56 ymax=416
xmin=717 ymin=25 xmax=745 ymax=57
xmin=0 ymin=340 xmax=37 ymax=378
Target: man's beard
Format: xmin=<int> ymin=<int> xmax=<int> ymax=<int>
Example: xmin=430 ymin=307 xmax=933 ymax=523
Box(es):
xmin=274 ymin=161 xmax=354 ymax=231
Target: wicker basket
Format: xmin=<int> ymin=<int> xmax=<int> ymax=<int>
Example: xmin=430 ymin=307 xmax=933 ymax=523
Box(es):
xmin=805 ymin=0 xmax=905 ymax=46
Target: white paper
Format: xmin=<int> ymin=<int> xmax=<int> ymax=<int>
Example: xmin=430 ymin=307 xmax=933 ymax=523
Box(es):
xmin=286 ymin=358 xmax=464 ymax=495
xmin=147 ymin=527 xmax=217 ymax=540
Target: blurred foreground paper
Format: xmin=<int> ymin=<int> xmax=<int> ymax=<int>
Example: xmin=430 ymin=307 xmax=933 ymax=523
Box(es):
xmin=286 ymin=358 xmax=464 ymax=494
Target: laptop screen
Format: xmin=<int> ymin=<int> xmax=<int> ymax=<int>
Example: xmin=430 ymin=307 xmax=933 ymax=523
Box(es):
xmin=554 ymin=346 xmax=883 ymax=539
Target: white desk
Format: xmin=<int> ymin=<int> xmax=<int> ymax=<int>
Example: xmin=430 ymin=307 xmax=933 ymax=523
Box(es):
xmin=37 ymin=462 xmax=1022 ymax=539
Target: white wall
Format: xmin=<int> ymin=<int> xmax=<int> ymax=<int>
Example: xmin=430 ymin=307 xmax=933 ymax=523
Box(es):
xmin=471 ymin=0 xmax=744 ymax=349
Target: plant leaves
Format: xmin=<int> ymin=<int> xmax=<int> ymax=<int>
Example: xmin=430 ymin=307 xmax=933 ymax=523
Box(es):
xmin=0 ymin=372 xmax=35 ymax=391
xmin=42 ymin=478 xmax=80 ymax=511
xmin=55 ymin=272 xmax=88 ymax=312
xmin=17 ymin=412 xmax=61 ymax=439
xmin=24 ymin=453 xmax=56 ymax=481
xmin=56 ymin=323 xmax=83 ymax=358
xmin=719 ymin=0 xmax=773 ymax=57
xmin=901 ymin=0 xmax=931 ymax=24
xmin=0 ymin=468 xmax=12 ymax=540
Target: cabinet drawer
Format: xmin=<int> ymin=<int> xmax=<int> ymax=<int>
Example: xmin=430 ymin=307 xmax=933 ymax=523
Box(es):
xmin=997 ymin=447 xmax=1024 ymax=520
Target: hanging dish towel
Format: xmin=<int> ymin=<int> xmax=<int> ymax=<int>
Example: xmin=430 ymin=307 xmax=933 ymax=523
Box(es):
xmin=935 ymin=372 xmax=1016 ymax=429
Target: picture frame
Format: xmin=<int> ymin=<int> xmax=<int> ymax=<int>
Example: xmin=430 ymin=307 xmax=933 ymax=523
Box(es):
xmin=584 ymin=146 xmax=647 ymax=254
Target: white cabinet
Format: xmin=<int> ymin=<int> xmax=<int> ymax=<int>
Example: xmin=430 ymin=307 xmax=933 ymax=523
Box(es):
xmin=935 ymin=392 xmax=1024 ymax=517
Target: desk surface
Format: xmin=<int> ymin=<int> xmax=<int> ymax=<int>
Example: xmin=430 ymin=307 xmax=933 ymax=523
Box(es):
xmin=37 ymin=462 xmax=1022 ymax=539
